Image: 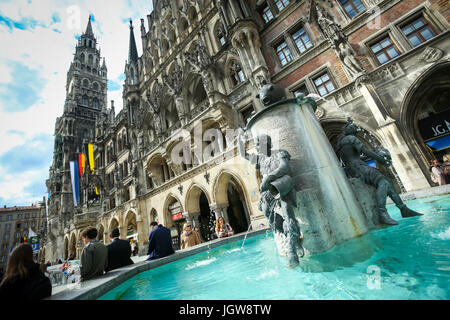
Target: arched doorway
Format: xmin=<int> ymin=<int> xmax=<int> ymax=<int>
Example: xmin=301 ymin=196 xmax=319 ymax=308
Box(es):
xmin=214 ymin=171 xmax=251 ymax=234
xmin=164 ymin=195 xmax=184 ymax=250
xmin=199 ymin=192 xmax=215 ymax=241
xmin=149 ymin=208 xmax=158 ymax=224
xmin=322 ymin=120 xmax=403 ymax=193
xmin=186 ymin=185 xmax=215 ymax=241
xmin=226 ymin=179 xmax=250 ymax=234
xmin=109 ymin=218 xmax=119 ymax=232
xmin=125 ymin=211 xmax=138 ymax=245
xmin=401 ymin=62 xmax=450 ymax=171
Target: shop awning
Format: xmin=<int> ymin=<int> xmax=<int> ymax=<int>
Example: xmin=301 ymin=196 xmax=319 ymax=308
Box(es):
xmin=425 ymin=135 xmax=450 ymax=151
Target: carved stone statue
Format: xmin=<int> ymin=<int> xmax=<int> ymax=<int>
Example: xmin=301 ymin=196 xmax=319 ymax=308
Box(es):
xmin=238 ymin=132 xmax=303 ymax=267
xmin=316 ymin=4 xmax=344 ymax=47
xmin=336 ymin=118 xmax=422 ymax=225
xmin=338 ymin=42 xmax=364 ymax=78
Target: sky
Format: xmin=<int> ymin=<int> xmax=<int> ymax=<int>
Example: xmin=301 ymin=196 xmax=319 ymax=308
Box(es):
xmin=0 ymin=0 xmax=153 ymax=207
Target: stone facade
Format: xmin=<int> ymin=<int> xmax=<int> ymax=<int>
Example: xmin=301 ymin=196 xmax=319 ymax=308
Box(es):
xmin=43 ymin=0 xmax=450 ymax=262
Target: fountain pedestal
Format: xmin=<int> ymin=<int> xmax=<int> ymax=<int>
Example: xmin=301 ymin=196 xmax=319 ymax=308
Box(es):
xmin=247 ymin=98 xmax=381 ymax=255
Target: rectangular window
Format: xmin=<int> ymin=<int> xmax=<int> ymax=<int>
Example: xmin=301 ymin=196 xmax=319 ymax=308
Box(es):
xmin=313 ymin=72 xmax=336 ymax=96
xmin=18 ymin=214 xmax=22 ymax=219
xmin=261 ymin=5 xmax=274 ymax=23
xmin=3 ymin=234 xmax=8 ymax=240
xmin=5 ymin=224 xmax=10 ymax=230
xmin=401 ymin=17 xmax=436 ymax=48
xmin=276 ymin=41 xmax=293 ymax=66
xmin=275 ymin=0 xmax=290 ymax=11
xmin=339 ymin=0 xmax=366 ymax=18
xmin=24 ymin=222 xmax=28 ymax=228
xmin=370 ymin=36 xmax=400 ymax=65
xmin=32 ymin=221 xmax=35 ymax=227
xmin=292 ymin=27 xmax=313 ymax=54
xmin=7 ymin=215 xmax=12 ymax=221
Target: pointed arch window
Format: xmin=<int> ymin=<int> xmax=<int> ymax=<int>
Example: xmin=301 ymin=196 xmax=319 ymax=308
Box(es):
xmin=230 ymin=61 xmax=245 ymax=87
xmin=83 ymin=79 xmax=89 ymax=88
xmin=92 ymin=98 xmax=99 ymax=109
xmin=88 ymin=54 xmax=93 ymax=65
xmin=82 ymin=95 xmax=89 ymax=106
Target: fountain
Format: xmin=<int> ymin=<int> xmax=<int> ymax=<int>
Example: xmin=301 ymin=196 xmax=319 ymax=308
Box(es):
xmin=238 ymin=82 xmax=421 ymax=266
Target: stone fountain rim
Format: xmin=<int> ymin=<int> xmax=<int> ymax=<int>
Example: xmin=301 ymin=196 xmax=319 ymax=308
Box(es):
xmin=246 ymin=98 xmax=299 ymax=131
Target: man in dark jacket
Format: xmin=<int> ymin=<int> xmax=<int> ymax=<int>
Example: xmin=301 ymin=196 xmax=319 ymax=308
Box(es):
xmin=147 ymin=222 xmax=175 ymax=260
xmin=80 ymin=227 xmax=108 ymax=281
xmin=105 ymin=228 xmax=134 ymax=272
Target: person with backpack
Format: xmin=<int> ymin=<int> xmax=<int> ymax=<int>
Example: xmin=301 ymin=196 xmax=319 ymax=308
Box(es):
xmin=0 ymin=244 xmax=52 ymax=300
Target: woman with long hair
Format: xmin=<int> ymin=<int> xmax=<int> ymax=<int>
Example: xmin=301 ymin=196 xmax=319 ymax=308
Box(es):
xmin=0 ymin=244 xmax=52 ymax=300
xmin=215 ymin=216 xmax=234 ymax=238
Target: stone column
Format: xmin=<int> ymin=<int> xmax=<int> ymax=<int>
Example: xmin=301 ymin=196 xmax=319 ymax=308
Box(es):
xmin=210 ymin=203 xmax=229 ymax=222
xmin=136 ymin=217 xmax=146 ymax=256
xmin=119 ymin=224 xmax=127 ymax=241
xmin=191 ymin=213 xmax=201 ymax=228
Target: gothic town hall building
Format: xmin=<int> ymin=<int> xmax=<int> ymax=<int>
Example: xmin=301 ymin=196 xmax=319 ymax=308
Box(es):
xmin=42 ymin=0 xmax=450 ymax=262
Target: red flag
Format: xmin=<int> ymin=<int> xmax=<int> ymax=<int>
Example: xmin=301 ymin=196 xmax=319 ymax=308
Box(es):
xmin=78 ymin=153 xmax=85 ymax=177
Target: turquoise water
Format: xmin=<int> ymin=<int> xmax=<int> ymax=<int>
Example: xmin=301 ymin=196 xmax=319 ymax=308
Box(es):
xmin=99 ymin=195 xmax=450 ymax=300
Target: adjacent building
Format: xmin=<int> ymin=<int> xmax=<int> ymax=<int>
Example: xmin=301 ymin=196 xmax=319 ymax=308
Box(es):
xmin=0 ymin=202 xmax=46 ymax=270
xmin=43 ymin=0 xmax=450 ymax=263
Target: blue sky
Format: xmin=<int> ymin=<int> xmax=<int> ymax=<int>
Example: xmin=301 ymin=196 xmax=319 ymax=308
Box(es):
xmin=0 ymin=0 xmax=153 ymax=206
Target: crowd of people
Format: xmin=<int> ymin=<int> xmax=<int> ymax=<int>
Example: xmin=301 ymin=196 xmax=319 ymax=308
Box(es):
xmin=430 ymin=155 xmax=450 ymax=186
xmin=0 ymin=215 xmax=239 ymax=300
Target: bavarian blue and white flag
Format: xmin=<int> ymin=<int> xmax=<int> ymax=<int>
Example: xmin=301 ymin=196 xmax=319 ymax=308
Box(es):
xmin=70 ymin=161 xmax=80 ymax=206
xmin=29 ymin=228 xmax=39 ymax=252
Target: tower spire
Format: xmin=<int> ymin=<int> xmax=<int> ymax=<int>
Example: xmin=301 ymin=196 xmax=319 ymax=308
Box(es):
xmin=85 ymin=14 xmax=94 ymax=36
xmin=128 ymin=19 xmax=139 ymax=64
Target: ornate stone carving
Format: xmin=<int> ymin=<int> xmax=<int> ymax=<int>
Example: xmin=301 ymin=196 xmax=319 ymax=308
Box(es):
xmin=420 ymin=47 xmax=444 ymax=63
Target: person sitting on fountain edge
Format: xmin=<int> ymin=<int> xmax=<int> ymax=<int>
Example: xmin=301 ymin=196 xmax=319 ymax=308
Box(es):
xmin=146 ymin=222 xmax=175 ymax=260
xmin=215 ymin=216 xmax=234 ymax=239
xmin=336 ymin=118 xmax=422 ymax=225
xmin=105 ymin=228 xmax=134 ymax=272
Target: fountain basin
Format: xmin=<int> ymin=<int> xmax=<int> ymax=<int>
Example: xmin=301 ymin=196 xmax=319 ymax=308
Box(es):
xmin=98 ymin=194 xmax=450 ymax=300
